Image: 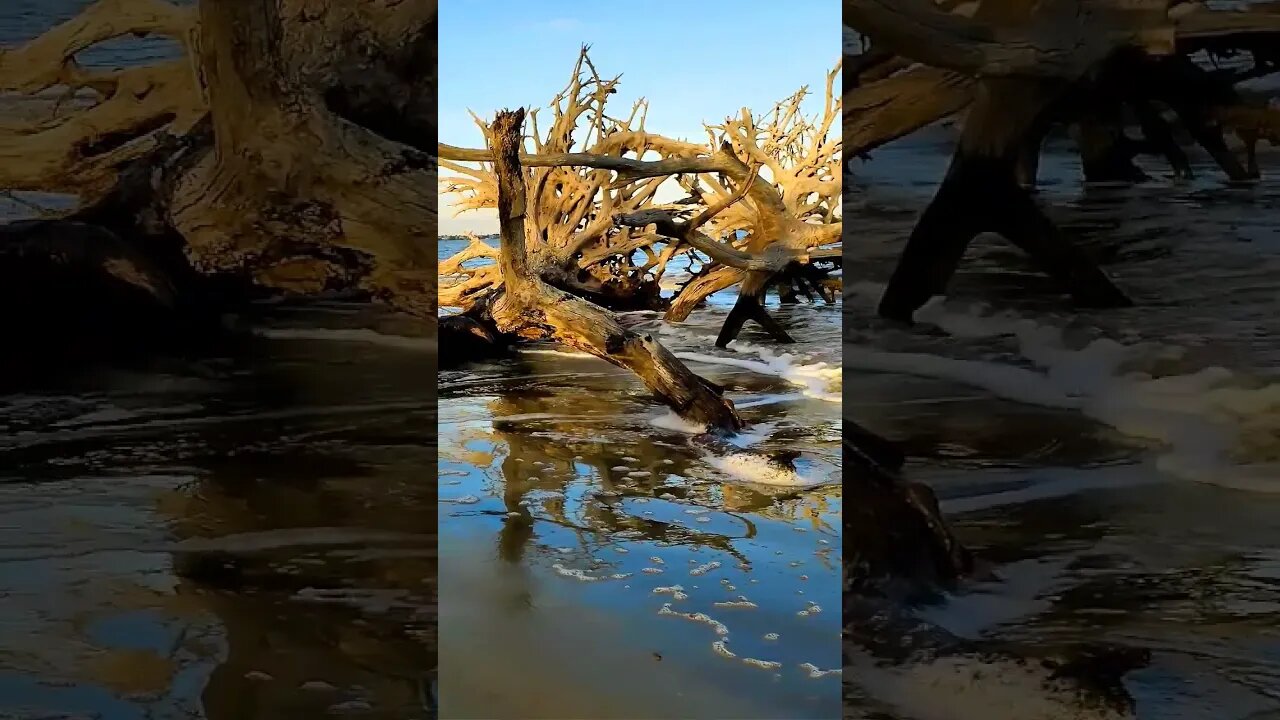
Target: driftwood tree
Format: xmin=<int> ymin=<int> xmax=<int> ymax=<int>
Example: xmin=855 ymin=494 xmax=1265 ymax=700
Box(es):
xmin=844 ymin=0 xmax=1280 ymax=322
xmin=478 ymin=108 xmax=744 ymax=430
xmin=438 ymin=49 xmax=842 ymax=350
xmin=0 ymin=0 xmax=439 ymax=351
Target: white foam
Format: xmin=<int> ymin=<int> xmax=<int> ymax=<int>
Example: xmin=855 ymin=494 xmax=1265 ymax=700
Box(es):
xmin=799 ymin=662 xmax=841 ymax=679
xmin=726 ymin=421 xmax=777 ymax=449
xmin=713 ymin=600 xmax=758 ymax=609
xmin=551 ymin=563 xmax=602 ymax=582
xmin=656 ymin=604 xmax=730 ymax=636
xmin=675 ymin=348 xmax=840 ymax=403
xmin=649 ymin=409 xmax=708 ymax=435
xmin=711 ymin=639 xmax=737 ymax=658
xmin=689 ymin=561 xmax=721 ymax=577
xmin=706 ymin=453 xmax=824 ymax=487
xmin=845 ymin=289 xmax=1280 ymax=492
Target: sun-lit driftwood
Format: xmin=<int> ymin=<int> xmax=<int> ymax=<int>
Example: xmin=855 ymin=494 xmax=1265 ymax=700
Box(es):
xmin=0 ymin=0 xmax=438 ymax=325
xmin=439 ymin=48 xmax=841 ymax=348
xmin=845 ymin=0 xmax=1280 ymax=322
xmin=484 ymin=108 xmax=743 ymax=431
xmin=0 ymin=0 xmax=203 ymax=199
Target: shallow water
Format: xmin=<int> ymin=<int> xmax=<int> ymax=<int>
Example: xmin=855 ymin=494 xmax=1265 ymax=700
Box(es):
xmin=844 ymin=138 xmax=1280 ymax=719
xmin=437 ymin=246 xmax=844 ymax=718
xmin=3 ymin=5 xmax=440 ymax=717
xmin=0 ymin=303 xmax=438 ymax=719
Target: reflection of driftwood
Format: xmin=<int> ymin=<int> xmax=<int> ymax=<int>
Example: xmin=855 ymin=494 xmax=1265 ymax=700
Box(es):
xmin=479 ymin=394 xmax=761 ymax=566
xmin=845 ymin=0 xmax=1280 ymax=321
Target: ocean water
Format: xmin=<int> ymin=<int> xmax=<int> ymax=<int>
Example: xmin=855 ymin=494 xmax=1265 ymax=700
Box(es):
xmin=0 ymin=302 xmax=439 ymax=719
xmin=437 ymin=237 xmax=844 ymax=719
xmin=843 ymin=136 xmax=1280 ymax=719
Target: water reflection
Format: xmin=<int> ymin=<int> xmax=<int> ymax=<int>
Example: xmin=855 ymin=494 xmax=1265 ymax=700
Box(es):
xmin=439 ymin=318 xmax=842 ymax=719
xmin=0 ymin=314 xmax=438 ymax=719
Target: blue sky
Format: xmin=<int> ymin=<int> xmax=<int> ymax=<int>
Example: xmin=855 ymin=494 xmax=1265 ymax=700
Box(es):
xmin=438 ymin=0 xmax=841 ymax=234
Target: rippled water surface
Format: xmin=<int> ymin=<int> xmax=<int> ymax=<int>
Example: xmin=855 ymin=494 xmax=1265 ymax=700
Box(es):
xmin=4 ymin=5 xmax=425 ymax=717
xmin=438 ymin=239 xmax=844 ymax=718
xmin=0 ymin=303 xmax=438 ymax=719
xmin=844 ymin=137 xmax=1280 ymax=720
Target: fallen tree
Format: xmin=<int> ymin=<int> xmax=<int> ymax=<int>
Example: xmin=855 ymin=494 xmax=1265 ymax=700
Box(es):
xmin=844 ymin=0 xmax=1280 ymax=322
xmin=438 ymin=48 xmax=842 ymax=350
xmin=480 ymin=108 xmax=744 ymax=430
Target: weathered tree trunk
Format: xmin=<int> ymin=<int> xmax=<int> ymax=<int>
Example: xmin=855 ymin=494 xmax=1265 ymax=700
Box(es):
xmin=843 ymin=420 xmax=972 ymax=598
xmin=878 ymin=79 xmax=1133 ymax=322
xmin=1 ymin=0 xmax=440 ymax=322
xmin=165 ymin=0 xmax=436 ymax=316
xmin=484 ymin=109 xmax=743 ymax=432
